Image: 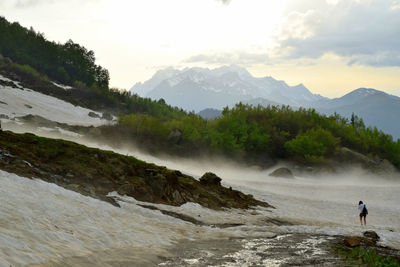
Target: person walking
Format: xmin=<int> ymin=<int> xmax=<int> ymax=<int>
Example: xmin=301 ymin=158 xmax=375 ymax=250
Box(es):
xmin=358 ymin=200 xmax=368 ymax=226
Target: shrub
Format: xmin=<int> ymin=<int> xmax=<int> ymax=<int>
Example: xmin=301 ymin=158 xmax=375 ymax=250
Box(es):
xmin=285 ymin=127 xmax=339 ymax=163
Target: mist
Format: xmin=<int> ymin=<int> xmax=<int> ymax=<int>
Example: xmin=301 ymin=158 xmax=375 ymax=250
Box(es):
xmin=4 ymin=122 xmax=400 ymax=249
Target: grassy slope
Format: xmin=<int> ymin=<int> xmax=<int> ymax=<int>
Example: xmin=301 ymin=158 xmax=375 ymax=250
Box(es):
xmin=0 ymin=130 xmax=271 ymax=210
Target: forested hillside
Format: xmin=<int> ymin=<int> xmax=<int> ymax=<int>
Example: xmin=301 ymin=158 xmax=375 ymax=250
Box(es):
xmin=0 ymin=17 xmax=186 ymax=119
xmin=117 ymin=104 xmax=400 ymax=169
xmin=0 ymin=16 xmax=109 ymax=89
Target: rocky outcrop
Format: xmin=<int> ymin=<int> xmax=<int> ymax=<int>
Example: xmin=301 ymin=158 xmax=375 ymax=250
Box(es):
xmin=338 ymin=147 xmax=397 ymax=174
xmin=88 ymin=111 xmax=100 ymax=118
xmin=344 ymin=231 xmax=380 ymax=247
xmin=200 ymin=172 xmax=222 ymax=186
xmin=363 ymin=231 xmax=380 ymax=243
xmin=344 ymin=236 xmax=375 ymax=247
xmin=0 ymin=130 xmax=273 ymax=210
xmin=269 ymin=167 xmax=294 ymax=178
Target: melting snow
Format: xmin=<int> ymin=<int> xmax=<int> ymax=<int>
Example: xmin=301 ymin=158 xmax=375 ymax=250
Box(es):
xmin=52 ymin=82 xmax=73 ymax=90
xmin=0 ymin=77 xmax=110 ymax=126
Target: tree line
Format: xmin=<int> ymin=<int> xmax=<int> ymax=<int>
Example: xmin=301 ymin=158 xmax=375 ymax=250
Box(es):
xmin=0 ymin=16 xmax=109 ymax=89
xmin=118 ymin=103 xmax=400 ymax=168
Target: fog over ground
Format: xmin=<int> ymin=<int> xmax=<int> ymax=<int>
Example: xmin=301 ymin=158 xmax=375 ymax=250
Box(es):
xmin=4 ymin=123 xmax=400 ymax=251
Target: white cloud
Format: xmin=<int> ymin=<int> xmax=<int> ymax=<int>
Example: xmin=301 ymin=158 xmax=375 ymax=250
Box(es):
xmin=184 ymin=51 xmax=269 ymax=65
xmin=276 ymin=0 xmax=400 ymax=67
xmin=277 ymin=10 xmax=320 ymax=41
xmin=215 ymin=0 xmax=231 ymax=4
xmin=391 ymin=0 xmax=400 ymax=9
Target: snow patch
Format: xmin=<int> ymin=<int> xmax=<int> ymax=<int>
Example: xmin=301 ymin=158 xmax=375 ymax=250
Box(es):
xmin=0 ymin=79 xmax=110 ymax=126
xmin=52 ymin=82 xmax=73 ymax=90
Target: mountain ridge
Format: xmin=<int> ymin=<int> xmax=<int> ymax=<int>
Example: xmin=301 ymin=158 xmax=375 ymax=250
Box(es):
xmin=130 ymin=65 xmax=326 ymax=111
xmin=132 ymin=66 xmax=400 ymax=139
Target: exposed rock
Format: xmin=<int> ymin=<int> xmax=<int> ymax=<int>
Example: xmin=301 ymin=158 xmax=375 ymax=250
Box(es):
xmin=340 ymin=147 xmax=372 ymax=165
xmin=200 ymin=172 xmax=222 ymax=186
xmin=344 ymin=237 xmax=362 ymax=247
xmin=117 ymin=184 xmax=134 ymax=196
xmin=146 ymin=174 xmax=167 ymax=196
xmin=18 ymin=114 xmax=57 ymax=128
xmin=88 ymin=111 xmax=100 ymax=118
xmin=269 ymin=167 xmax=294 ymax=178
xmin=101 ymin=112 xmax=113 ymax=121
xmin=165 ymin=170 xmax=179 ymax=185
xmin=344 ymin=236 xmax=375 ymax=247
xmin=338 ymin=147 xmax=397 ymax=174
xmin=168 ymin=129 xmax=183 ymax=144
xmin=376 ymin=159 xmax=397 ymax=174
xmin=363 ymin=231 xmax=380 ymax=242
xmin=0 ymin=79 xmax=19 ymax=88
xmin=0 ymin=114 xmax=9 ymax=119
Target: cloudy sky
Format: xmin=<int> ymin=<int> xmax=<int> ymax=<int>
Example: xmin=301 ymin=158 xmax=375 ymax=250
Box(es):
xmin=1 ymin=0 xmax=399 ymax=97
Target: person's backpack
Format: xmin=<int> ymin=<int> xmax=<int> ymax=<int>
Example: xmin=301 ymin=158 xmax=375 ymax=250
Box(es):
xmin=362 ymin=205 xmax=368 ymax=214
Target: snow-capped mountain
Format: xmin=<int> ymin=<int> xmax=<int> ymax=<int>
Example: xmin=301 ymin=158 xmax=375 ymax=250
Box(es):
xmin=130 ymin=65 xmax=326 ymax=112
xmin=131 ymin=67 xmax=180 ymax=97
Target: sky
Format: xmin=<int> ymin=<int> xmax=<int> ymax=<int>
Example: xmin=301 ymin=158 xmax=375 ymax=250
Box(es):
xmin=1 ymin=0 xmax=400 ymax=97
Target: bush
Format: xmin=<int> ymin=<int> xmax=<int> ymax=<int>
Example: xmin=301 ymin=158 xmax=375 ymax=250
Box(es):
xmin=285 ymin=127 xmax=339 ymax=163
xmin=11 ymin=63 xmax=48 ymax=82
xmin=348 ymin=247 xmax=400 ymax=267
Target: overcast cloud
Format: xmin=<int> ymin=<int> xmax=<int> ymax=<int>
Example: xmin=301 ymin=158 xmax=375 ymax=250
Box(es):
xmin=215 ymin=0 xmax=231 ymax=5
xmin=277 ymin=0 xmax=400 ymax=67
xmin=184 ymin=51 xmax=269 ymax=66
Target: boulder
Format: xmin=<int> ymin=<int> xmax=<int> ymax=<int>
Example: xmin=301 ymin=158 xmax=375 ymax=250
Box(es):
xmin=344 ymin=237 xmax=362 ymax=247
xmin=200 ymin=172 xmax=222 ymax=186
xmin=344 ymin=236 xmax=375 ymax=247
xmin=88 ymin=111 xmax=100 ymax=118
xmin=363 ymin=231 xmax=380 ymax=242
xmin=168 ymin=129 xmax=182 ymax=144
xmin=117 ymin=184 xmax=134 ymax=196
xmin=269 ymin=167 xmax=294 ymax=178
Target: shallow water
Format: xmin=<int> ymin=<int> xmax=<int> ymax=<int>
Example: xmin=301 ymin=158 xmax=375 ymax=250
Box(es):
xmin=159 ymin=234 xmax=343 ymax=267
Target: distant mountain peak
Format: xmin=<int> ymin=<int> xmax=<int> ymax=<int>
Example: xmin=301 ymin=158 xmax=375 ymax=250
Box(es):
xmin=213 ymin=64 xmax=252 ymax=79
xmin=341 ymin=88 xmax=387 ymax=100
xmin=130 ymin=65 xmax=327 ymax=111
xmin=352 ymin=88 xmax=384 ymax=95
